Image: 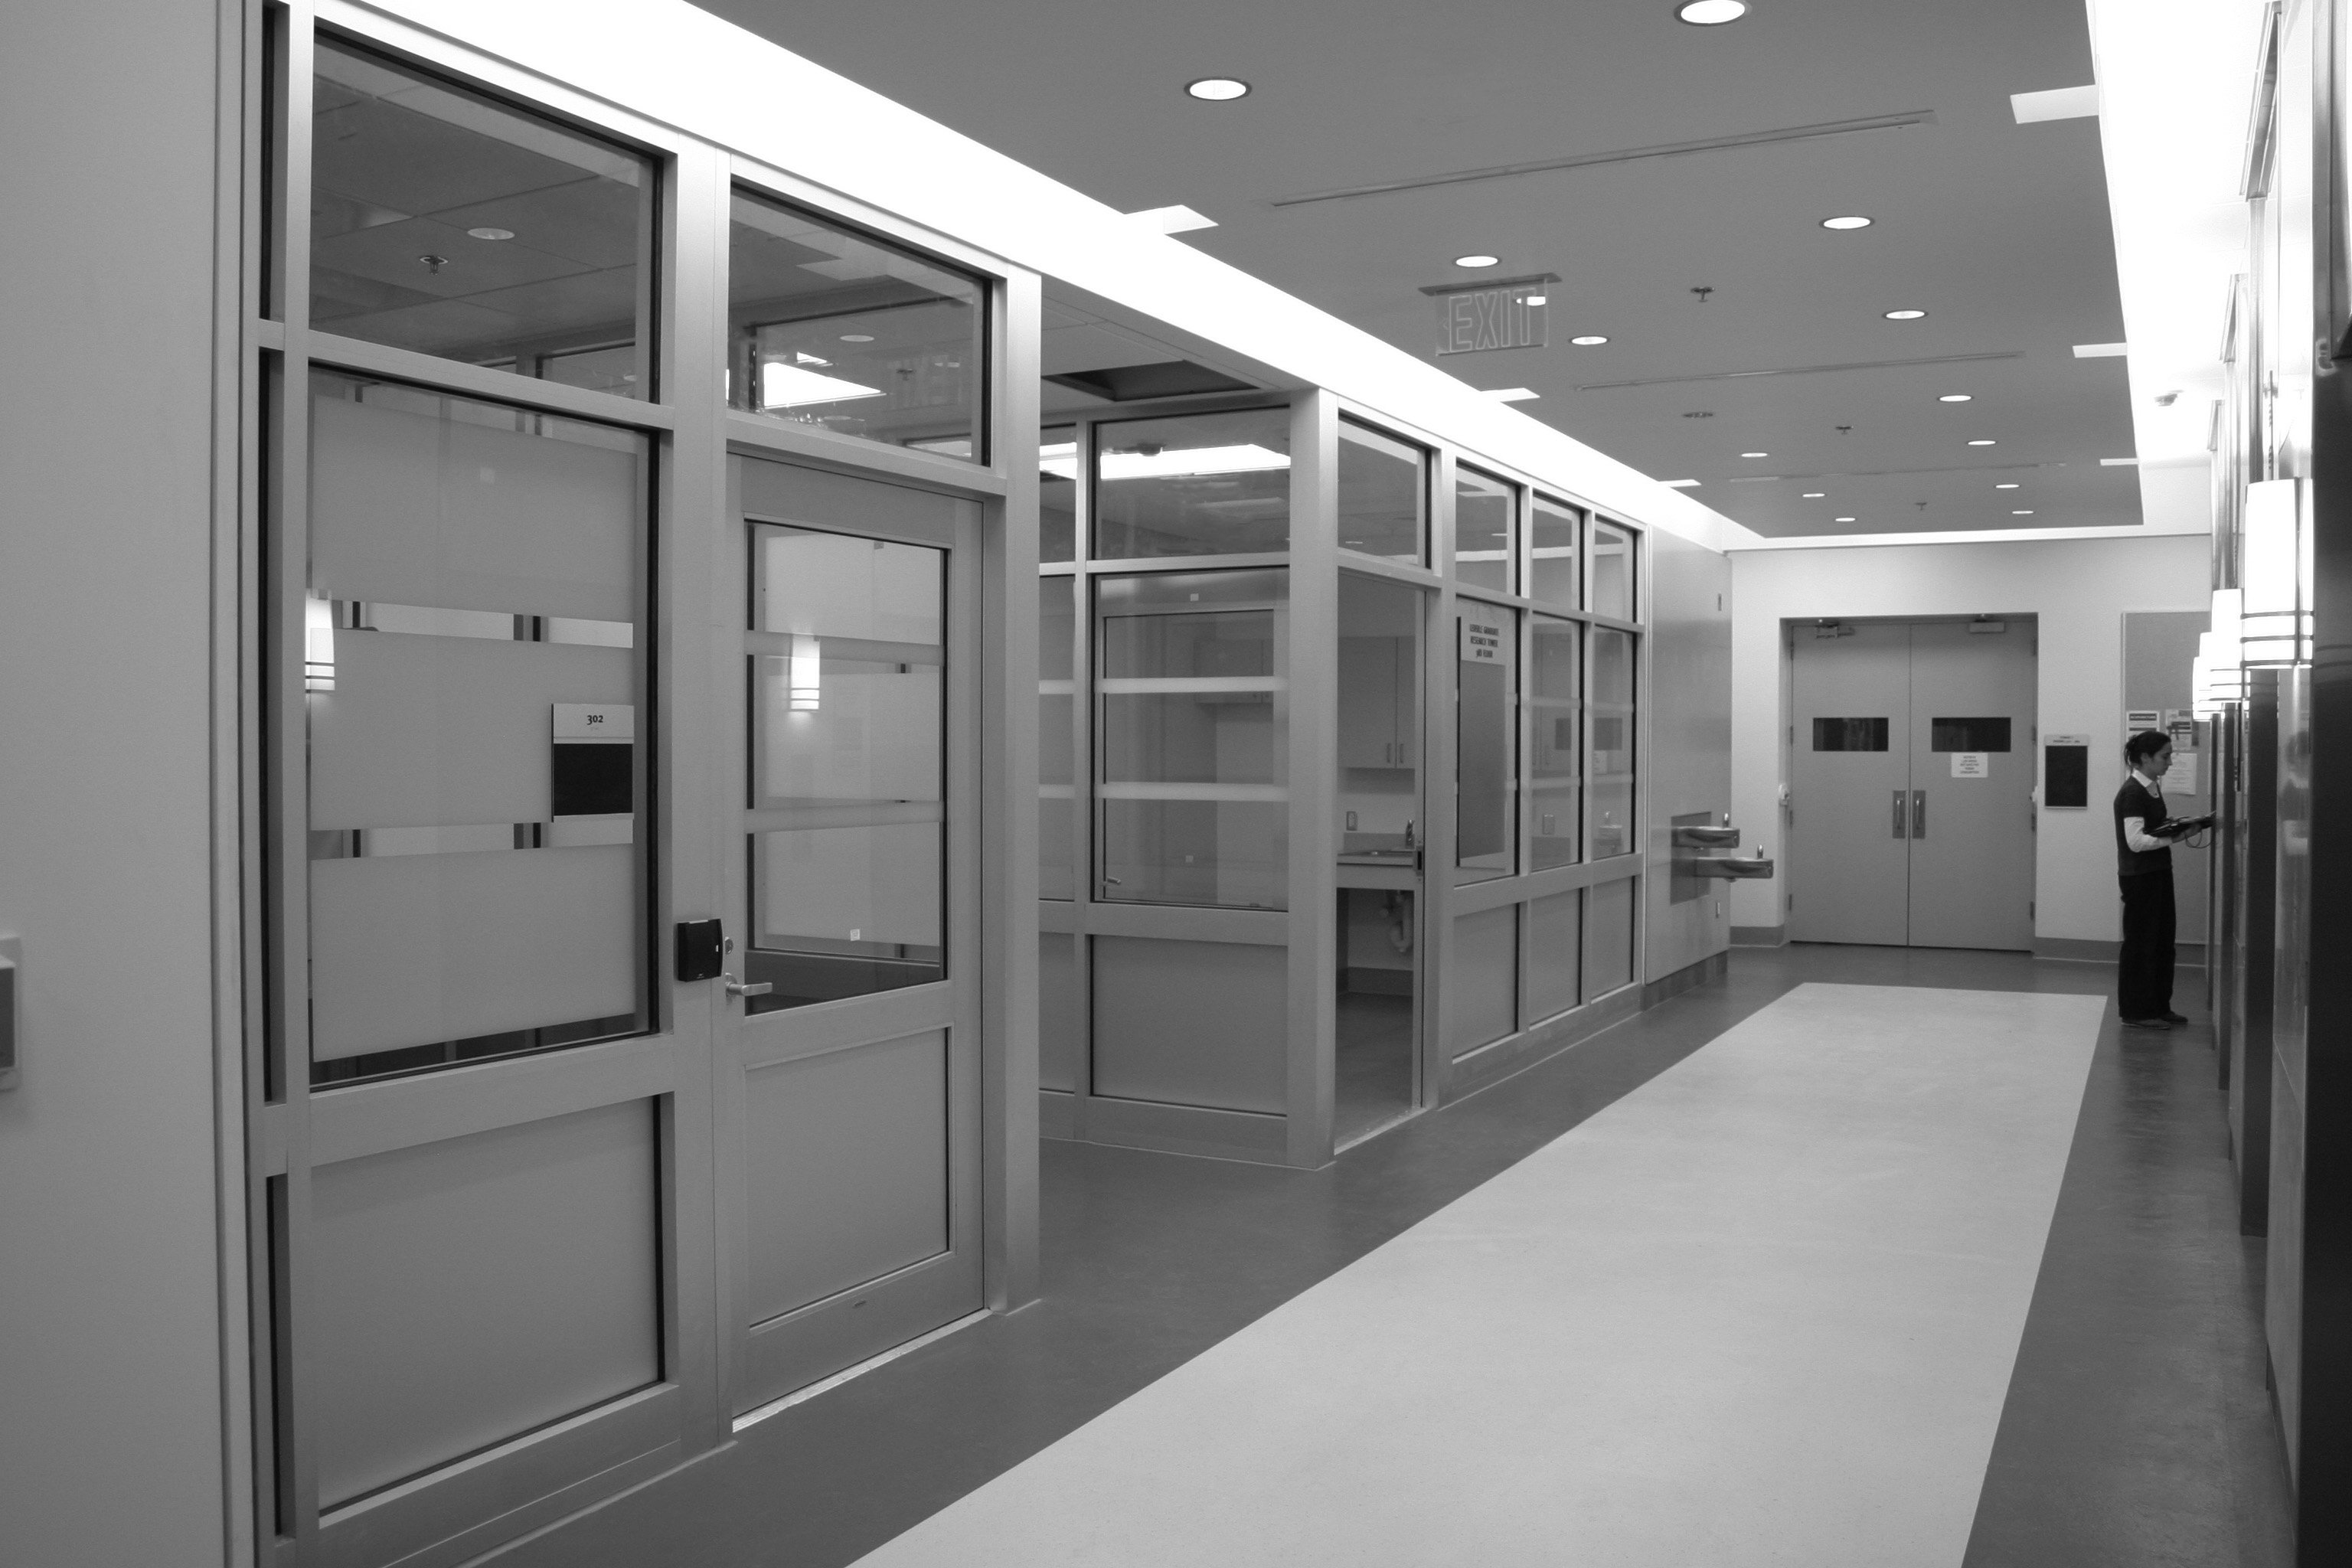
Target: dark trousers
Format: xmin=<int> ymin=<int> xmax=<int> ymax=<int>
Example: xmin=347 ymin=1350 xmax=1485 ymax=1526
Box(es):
xmin=2118 ymin=869 xmax=2177 ymax=1019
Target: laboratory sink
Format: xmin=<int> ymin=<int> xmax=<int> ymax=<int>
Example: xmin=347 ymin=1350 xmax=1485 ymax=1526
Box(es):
xmin=1339 ymin=847 xmax=1423 ymax=866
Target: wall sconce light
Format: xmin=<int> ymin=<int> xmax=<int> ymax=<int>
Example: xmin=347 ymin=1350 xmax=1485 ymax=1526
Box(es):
xmin=2241 ymin=479 xmax=2309 ymax=666
xmin=789 ymin=633 xmax=821 ymax=710
xmin=305 ymin=596 xmax=336 ymax=692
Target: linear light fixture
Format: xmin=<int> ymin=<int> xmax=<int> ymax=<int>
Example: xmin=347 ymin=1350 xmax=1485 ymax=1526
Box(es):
xmin=760 ymin=361 xmax=885 ymax=409
xmin=1272 ymin=111 xmax=1936 ymax=207
xmin=1579 ymin=350 xmax=2019 ymax=391
xmin=1099 ymin=443 xmax=1290 ymax=480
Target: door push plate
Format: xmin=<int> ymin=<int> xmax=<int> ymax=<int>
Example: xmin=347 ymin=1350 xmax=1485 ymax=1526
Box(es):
xmin=675 ymin=919 xmax=725 ymax=983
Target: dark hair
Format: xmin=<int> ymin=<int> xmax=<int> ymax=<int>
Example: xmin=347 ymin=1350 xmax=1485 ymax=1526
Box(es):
xmin=2125 ymin=730 xmax=2171 ymax=766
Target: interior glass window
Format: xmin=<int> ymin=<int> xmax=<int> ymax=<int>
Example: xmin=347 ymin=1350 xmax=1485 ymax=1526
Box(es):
xmin=1589 ymin=627 xmax=1638 ymax=858
xmin=1337 ymin=420 xmax=1425 ymax=564
xmin=1930 ymin=717 xmax=2012 ymax=751
xmin=1591 ymin=518 xmax=1636 ymax=619
xmin=1041 ymin=426 xmax=1078 ymax=562
xmin=1530 ymin=495 xmax=1580 ymax=606
xmin=1096 ymin=570 xmax=1289 ymax=908
xmin=1093 ymin=407 xmax=1292 ymax=559
xmin=1455 ymin=607 xmax=1518 ymax=881
xmin=1530 ymin=616 xmax=1581 ymax=868
xmin=310 ymin=38 xmax=652 ymax=397
xmin=1452 ymin=467 xmax=1517 ymax=593
xmin=728 ymin=188 xmax=985 ymax=462
xmin=1814 ymin=717 xmax=1891 ymax=751
xmin=302 ymin=371 xmax=648 ymax=1086
xmin=1040 ymin=574 xmax=1077 ymax=899
xmin=745 ymin=526 xmax=947 ymax=1010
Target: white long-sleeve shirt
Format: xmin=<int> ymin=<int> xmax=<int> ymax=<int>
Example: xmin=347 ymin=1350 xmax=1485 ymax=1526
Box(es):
xmin=2121 ymin=769 xmax=2167 ymax=853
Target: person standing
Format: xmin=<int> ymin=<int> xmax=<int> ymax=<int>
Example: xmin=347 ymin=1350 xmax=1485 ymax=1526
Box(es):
xmin=2113 ymin=730 xmax=2187 ymax=1027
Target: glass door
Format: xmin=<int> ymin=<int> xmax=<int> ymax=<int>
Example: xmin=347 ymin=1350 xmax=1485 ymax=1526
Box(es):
xmin=719 ymin=455 xmax=985 ymax=1413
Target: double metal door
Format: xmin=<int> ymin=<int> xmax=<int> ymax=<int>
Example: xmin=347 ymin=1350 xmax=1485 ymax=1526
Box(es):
xmin=1788 ymin=620 xmax=2036 ymax=950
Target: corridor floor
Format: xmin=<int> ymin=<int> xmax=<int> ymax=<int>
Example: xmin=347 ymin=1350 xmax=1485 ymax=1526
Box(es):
xmin=497 ymin=946 xmax=2295 ymax=1568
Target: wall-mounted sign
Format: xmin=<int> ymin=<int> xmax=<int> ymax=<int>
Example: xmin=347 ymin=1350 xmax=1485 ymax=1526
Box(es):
xmin=552 ymin=703 xmax=635 ymax=818
xmin=1459 ymin=617 xmax=1504 ymax=663
xmin=1422 ymin=272 xmax=1556 ymax=357
xmin=2124 ymin=709 xmax=2161 ymax=731
xmin=1951 ymin=752 xmax=1990 ymax=779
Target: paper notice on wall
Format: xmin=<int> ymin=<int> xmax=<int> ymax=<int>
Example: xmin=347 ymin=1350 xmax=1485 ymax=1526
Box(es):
xmin=1951 ymin=752 xmax=1990 ymax=779
xmin=2169 ymin=750 xmax=2200 ymax=795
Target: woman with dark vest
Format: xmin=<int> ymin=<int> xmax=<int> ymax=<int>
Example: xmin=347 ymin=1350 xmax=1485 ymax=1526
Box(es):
xmin=2112 ymin=730 xmax=2207 ymax=1027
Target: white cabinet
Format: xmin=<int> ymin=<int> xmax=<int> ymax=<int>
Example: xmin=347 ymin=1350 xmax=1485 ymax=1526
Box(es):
xmin=1339 ymin=635 xmax=1416 ymax=769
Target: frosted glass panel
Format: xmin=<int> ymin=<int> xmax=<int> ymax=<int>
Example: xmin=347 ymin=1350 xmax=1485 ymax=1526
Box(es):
xmin=1526 ymin=889 xmax=1582 ymax=1022
xmin=1091 ymin=936 xmax=1285 ymax=1113
xmin=311 ymin=1101 xmax=658 ymax=1507
xmin=312 ymin=634 xmax=632 ymax=829
xmin=303 ymin=373 xmax=646 ymax=1085
xmin=743 ymin=1032 xmax=949 ymax=1324
xmin=310 ymin=378 xmax=639 ymax=622
xmin=746 ymin=512 xmax=949 ymax=1011
xmin=1585 ymin=875 xmax=1636 ymax=998
xmin=756 ymin=527 xmax=943 ymax=645
xmin=1449 ymin=905 xmax=1517 ymax=1058
xmin=1040 ymin=934 xmax=1080 ymax=1093
xmin=310 ymin=846 xmax=637 ymax=1063
xmin=756 ymin=824 xmax=942 ymax=949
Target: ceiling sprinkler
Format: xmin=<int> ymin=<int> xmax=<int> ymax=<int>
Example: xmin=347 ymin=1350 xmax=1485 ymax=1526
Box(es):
xmin=1690 ymin=286 xmax=1715 ymax=303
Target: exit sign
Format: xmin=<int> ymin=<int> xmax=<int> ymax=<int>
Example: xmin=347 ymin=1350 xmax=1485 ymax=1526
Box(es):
xmin=1423 ymin=272 xmax=1555 ymax=356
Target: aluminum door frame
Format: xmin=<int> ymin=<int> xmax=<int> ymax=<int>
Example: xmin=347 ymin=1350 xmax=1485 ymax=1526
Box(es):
xmin=717 ymin=456 xmax=988 ymax=1417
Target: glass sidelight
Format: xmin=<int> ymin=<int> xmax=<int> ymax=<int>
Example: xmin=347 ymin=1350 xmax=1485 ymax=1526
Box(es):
xmin=1455 ymin=606 xmax=1518 ymax=880
xmin=744 ymin=524 xmax=948 ymax=1009
xmin=1530 ymin=615 xmax=1582 ymax=868
xmin=1096 ymin=569 xmax=1289 ymax=908
xmin=302 ymin=371 xmax=649 ymax=1086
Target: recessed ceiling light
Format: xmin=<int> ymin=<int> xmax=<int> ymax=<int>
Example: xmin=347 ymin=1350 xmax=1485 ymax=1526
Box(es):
xmin=1802 ymin=492 xmax=1826 ymax=498
xmin=1524 ymin=295 xmax=1548 ymax=306
xmin=1821 ymin=215 xmax=1873 ymax=230
xmin=1834 ymin=516 xmax=1857 ymax=522
xmin=1570 ymin=334 xmax=1609 ymax=345
xmin=1938 ymin=394 xmax=1972 ymax=403
xmin=1883 ymin=309 xmax=1927 ymax=320
xmin=1454 ymin=253 xmax=1501 ymax=268
xmin=1186 ymin=77 xmax=1250 ymax=100
xmin=2011 ymin=510 xmax=2036 ymax=515
xmin=840 ymin=334 xmax=875 ymax=342
xmin=466 ymin=226 xmax=515 ymax=241
xmin=1677 ymin=0 xmax=1749 ymax=22
xmin=1968 ymin=439 xmax=1997 ymax=446
xmin=1996 ymin=483 xmax=2020 ymax=489
xmin=1741 ymin=451 xmax=1768 ymax=458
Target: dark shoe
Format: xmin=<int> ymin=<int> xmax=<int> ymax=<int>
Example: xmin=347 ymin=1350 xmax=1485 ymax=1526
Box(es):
xmin=2162 ymin=1011 xmax=2190 ymax=1024
xmin=2121 ymin=1016 xmax=2175 ymax=1028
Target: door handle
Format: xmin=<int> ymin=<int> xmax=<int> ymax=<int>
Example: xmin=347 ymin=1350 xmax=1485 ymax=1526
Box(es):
xmin=1892 ymin=789 xmax=1908 ymax=839
xmin=1911 ymin=789 xmax=1926 ymax=839
xmin=722 ymin=973 xmax=773 ymax=998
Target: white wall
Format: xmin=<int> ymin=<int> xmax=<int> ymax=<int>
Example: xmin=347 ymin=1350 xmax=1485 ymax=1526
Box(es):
xmin=0 ymin=5 xmax=230 ymax=1564
xmin=1644 ymin=528 xmax=1733 ymax=980
xmin=1728 ymin=534 xmax=2210 ymax=947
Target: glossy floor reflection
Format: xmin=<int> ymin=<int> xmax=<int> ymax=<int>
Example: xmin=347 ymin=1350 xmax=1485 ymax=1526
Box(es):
xmin=1333 ymin=991 xmax=1413 ymax=1148
xmin=496 ymin=946 xmax=2293 ymax=1568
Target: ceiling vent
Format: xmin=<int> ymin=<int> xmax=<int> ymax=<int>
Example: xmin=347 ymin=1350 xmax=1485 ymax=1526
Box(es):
xmin=1046 ymin=361 xmax=1256 ymax=401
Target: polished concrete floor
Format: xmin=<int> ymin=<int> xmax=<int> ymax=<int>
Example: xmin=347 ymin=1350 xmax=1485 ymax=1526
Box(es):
xmin=494 ymin=945 xmax=2295 ymax=1568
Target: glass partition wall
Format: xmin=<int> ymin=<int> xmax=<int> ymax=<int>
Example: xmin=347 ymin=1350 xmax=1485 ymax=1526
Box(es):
xmin=247 ymin=15 xmax=1037 ymax=1566
xmin=1038 ymin=395 xmax=1648 ymax=1165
